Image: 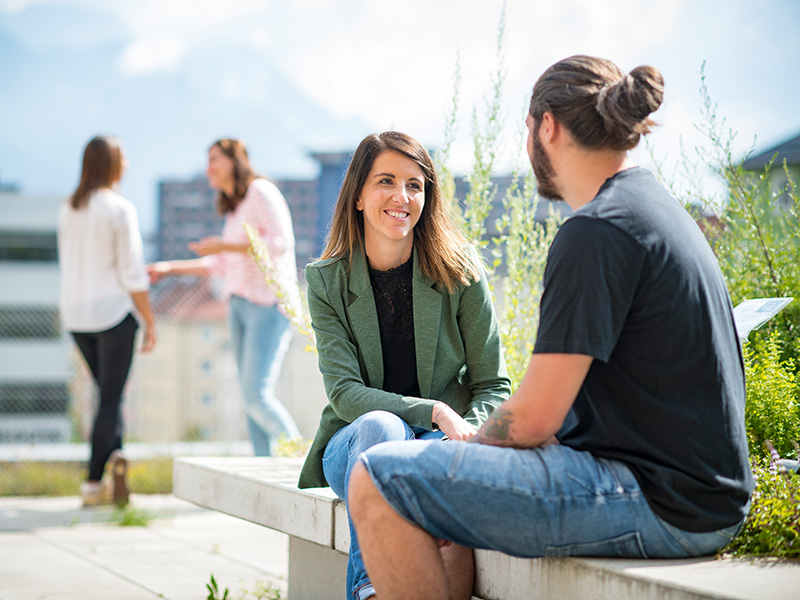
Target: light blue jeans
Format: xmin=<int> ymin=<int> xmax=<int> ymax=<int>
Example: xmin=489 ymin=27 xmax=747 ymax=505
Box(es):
xmin=359 ymin=441 xmax=744 ymax=559
xmin=229 ymin=295 xmax=299 ymax=456
xmin=323 ymin=411 xmax=444 ymax=600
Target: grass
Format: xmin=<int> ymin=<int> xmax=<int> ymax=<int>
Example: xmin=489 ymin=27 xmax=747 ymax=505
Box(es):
xmin=0 ymin=457 xmax=174 ymax=497
xmin=113 ymin=505 xmax=154 ymax=527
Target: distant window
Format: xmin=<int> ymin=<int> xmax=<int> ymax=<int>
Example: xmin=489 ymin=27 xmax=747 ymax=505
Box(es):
xmin=201 ymin=393 xmax=212 ymax=406
xmin=0 ymin=232 xmax=58 ymax=261
xmin=0 ymin=383 xmax=69 ymax=414
xmin=0 ymin=307 xmax=61 ymax=339
xmin=201 ymin=361 xmax=212 ymax=373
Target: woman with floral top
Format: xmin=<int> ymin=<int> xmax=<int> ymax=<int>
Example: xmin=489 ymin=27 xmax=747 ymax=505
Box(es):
xmin=149 ymin=139 xmax=299 ymax=456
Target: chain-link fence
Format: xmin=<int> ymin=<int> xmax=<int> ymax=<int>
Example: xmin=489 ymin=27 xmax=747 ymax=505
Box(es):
xmin=0 ymin=268 xmax=325 ymax=497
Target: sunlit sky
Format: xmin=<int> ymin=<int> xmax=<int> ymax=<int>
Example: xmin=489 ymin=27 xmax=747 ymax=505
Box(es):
xmin=1 ymin=0 xmax=799 ymax=234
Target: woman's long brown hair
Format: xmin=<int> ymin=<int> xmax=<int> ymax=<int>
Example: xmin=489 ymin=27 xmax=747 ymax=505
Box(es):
xmin=319 ymin=131 xmax=481 ymax=293
xmin=211 ymin=139 xmax=257 ymax=215
xmin=69 ymin=136 xmax=125 ymax=209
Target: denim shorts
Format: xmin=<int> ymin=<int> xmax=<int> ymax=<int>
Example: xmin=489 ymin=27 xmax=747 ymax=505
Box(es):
xmin=359 ymin=441 xmax=742 ymax=559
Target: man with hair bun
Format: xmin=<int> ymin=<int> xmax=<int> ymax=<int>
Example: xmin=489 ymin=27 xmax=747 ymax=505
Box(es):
xmin=348 ymin=55 xmax=753 ymax=599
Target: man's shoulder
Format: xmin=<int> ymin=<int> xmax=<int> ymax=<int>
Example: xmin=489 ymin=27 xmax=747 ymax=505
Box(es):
xmin=554 ymin=212 xmax=640 ymax=251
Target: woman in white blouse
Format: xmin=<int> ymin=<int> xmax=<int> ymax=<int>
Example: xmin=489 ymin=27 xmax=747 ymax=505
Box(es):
xmin=58 ymin=135 xmax=156 ymax=507
xmin=148 ymin=139 xmax=300 ymax=456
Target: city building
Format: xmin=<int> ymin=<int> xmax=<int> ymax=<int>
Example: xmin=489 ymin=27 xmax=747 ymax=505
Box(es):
xmin=0 ymin=186 xmax=72 ymax=444
xmin=156 ymin=176 xmax=224 ymax=261
xmin=125 ymin=277 xmax=247 ymax=443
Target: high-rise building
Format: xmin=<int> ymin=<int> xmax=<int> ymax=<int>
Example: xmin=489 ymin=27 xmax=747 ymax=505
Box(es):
xmin=157 ymin=176 xmax=223 ymax=261
xmin=309 ymin=151 xmax=352 ymax=256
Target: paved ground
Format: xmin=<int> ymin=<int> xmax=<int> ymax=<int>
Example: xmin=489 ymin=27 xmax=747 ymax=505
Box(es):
xmin=0 ymin=494 xmax=289 ymax=600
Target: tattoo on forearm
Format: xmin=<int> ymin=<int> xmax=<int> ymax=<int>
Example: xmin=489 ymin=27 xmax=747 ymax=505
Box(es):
xmin=482 ymin=407 xmax=514 ymax=441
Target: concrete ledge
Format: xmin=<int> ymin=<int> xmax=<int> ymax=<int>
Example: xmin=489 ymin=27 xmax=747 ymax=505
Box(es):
xmin=173 ymin=457 xmax=800 ymax=600
xmin=173 ymin=456 xmax=337 ymax=547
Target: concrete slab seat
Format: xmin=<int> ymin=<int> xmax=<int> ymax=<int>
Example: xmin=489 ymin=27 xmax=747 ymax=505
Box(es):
xmin=173 ymin=457 xmax=799 ymax=600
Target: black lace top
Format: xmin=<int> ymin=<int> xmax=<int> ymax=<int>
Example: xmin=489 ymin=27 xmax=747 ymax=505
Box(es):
xmin=368 ymin=255 xmax=421 ymax=398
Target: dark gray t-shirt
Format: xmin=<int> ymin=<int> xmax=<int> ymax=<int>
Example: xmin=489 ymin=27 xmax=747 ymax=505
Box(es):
xmin=535 ymin=167 xmax=753 ymax=532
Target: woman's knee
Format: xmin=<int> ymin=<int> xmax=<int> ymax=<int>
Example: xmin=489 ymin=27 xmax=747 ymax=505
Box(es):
xmin=352 ymin=411 xmax=411 ymax=446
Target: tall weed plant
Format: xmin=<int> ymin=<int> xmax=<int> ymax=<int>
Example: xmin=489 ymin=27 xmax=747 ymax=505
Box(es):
xmin=439 ymin=5 xmax=561 ymax=388
xmin=691 ymin=66 xmax=800 ymax=363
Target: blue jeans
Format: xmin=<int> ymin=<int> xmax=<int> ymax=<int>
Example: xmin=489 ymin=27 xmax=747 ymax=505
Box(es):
xmin=229 ymin=295 xmax=299 ymax=456
xmin=323 ymin=411 xmax=444 ymax=600
xmin=359 ymin=441 xmax=744 ymax=559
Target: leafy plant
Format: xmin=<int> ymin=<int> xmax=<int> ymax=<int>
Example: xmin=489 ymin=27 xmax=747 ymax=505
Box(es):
xmin=275 ymin=433 xmax=311 ymax=458
xmin=207 ymin=574 xmax=230 ymax=600
xmin=235 ymin=579 xmax=283 ymax=600
xmin=743 ymin=334 xmax=800 ymax=459
xmin=725 ymin=451 xmax=800 ymax=559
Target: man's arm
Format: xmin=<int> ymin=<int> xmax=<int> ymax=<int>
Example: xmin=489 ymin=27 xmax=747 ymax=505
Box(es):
xmin=472 ymin=353 xmax=593 ymax=448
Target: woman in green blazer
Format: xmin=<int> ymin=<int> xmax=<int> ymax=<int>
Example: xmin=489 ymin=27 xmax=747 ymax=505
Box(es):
xmin=299 ymin=131 xmax=510 ymax=600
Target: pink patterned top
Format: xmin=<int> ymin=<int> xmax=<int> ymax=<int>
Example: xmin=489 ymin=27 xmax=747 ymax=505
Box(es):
xmin=204 ymin=178 xmax=298 ymax=312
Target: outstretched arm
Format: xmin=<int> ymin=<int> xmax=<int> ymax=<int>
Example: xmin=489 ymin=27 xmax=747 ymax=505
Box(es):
xmin=472 ymin=353 xmax=592 ymax=448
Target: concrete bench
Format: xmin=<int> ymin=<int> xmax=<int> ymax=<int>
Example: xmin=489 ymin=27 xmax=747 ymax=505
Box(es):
xmin=173 ymin=457 xmax=799 ymax=600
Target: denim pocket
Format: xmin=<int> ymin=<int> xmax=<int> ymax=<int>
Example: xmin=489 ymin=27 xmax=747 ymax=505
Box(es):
xmin=544 ymin=531 xmax=648 ymax=558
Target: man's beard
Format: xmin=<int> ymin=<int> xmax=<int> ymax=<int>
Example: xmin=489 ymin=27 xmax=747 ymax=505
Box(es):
xmin=531 ymin=129 xmax=563 ymax=201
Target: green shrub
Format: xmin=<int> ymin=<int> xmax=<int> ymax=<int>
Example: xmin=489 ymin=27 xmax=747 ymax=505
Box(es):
xmin=743 ymin=334 xmax=800 ymax=459
xmin=725 ymin=455 xmax=800 ymax=559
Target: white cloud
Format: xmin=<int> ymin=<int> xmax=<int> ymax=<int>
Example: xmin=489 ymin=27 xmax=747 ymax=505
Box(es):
xmin=0 ymin=0 xmax=34 ymax=13
xmin=275 ymin=0 xmax=688 ymax=171
xmin=119 ymin=34 xmax=185 ymax=75
xmin=114 ymin=0 xmax=270 ymax=34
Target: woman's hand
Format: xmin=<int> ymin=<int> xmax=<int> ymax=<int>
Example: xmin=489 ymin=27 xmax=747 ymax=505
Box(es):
xmin=188 ymin=236 xmax=227 ymax=256
xmin=432 ymin=402 xmax=477 ymax=441
xmin=147 ymin=262 xmax=170 ymax=284
xmin=140 ymin=324 xmax=157 ymax=353
xmin=189 ymin=236 xmax=249 ymax=256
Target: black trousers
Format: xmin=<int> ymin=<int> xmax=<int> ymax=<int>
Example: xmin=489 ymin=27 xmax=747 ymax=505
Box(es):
xmin=71 ymin=313 xmax=138 ymax=481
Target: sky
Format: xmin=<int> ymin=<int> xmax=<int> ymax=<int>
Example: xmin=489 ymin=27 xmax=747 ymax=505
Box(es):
xmin=1 ymin=0 xmax=799 ymax=236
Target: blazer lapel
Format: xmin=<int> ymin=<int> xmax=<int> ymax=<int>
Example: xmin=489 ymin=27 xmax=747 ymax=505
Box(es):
xmin=347 ymin=247 xmax=383 ymax=388
xmin=412 ymin=250 xmax=441 ymax=399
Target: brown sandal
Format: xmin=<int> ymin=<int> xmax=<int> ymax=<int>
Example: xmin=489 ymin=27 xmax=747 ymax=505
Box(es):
xmin=109 ymin=450 xmax=129 ymax=508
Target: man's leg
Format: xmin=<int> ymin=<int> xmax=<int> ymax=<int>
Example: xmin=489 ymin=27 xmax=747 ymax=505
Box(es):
xmin=350 ymin=438 xmax=742 ymax=600
xmin=349 ymin=463 xmax=449 ymax=600
xmin=440 ymin=542 xmax=474 ymax=600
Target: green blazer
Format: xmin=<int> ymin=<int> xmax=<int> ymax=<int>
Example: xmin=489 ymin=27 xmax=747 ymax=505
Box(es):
xmin=298 ymin=246 xmax=511 ymax=489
